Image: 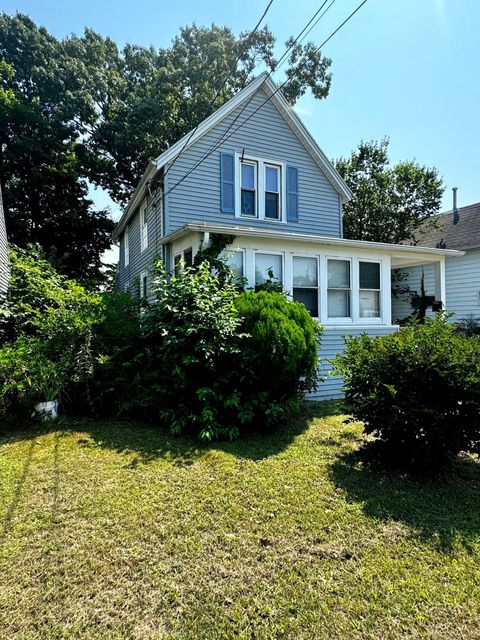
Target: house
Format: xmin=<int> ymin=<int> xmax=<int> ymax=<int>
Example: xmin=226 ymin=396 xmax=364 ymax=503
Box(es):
xmin=392 ymin=197 xmax=480 ymax=324
xmin=113 ymin=72 xmax=462 ymax=399
xmin=0 ymin=185 xmax=10 ymax=296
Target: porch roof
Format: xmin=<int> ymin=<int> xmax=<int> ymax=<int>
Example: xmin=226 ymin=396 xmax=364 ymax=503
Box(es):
xmin=160 ymin=222 xmax=464 ymax=266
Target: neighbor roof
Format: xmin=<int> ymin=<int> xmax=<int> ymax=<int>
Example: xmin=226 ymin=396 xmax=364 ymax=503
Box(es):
xmin=415 ymin=202 xmax=480 ymax=251
xmin=113 ymin=72 xmax=351 ymax=242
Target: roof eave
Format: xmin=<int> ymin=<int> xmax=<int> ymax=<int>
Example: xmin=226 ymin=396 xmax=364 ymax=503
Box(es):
xmin=112 ymin=161 xmax=157 ymax=242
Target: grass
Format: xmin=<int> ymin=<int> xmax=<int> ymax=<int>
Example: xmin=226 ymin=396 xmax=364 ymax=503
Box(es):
xmin=1 ymin=402 xmax=480 ymax=639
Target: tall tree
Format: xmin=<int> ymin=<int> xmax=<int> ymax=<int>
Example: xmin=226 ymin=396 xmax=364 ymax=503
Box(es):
xmin=0 ymin=14 xmax=114 ymax=285
xmin=335 ymin=138 xmax=444 ymax=244
xmin=68 ymin=24 xmax=333 ymax=204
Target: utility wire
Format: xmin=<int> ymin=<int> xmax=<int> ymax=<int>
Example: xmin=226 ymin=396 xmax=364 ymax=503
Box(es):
xmin=164 ymin=0 xmax=368 ymax=199
xmin=161 ymin=0 xmax=274 ymax=182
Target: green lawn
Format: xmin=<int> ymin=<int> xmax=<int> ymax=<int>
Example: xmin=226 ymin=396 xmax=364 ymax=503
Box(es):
xmin=1 ymin=403 xmax=480 ymax=639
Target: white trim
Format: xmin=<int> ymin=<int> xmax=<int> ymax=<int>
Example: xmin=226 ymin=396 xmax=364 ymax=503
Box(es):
xmin=124 ymin=225 xmax=129 ymax=267
xmin=157 ymin=222 xmax=465 ymax=259
xmin=140 ymin=201 xmax=148 ymax=252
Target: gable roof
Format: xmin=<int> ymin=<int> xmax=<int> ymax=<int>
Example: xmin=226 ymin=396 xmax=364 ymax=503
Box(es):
xmin=113 ymin=72 xmax=351 ymax=241
xmin=415 ymin=202 xmax=480 ymax=251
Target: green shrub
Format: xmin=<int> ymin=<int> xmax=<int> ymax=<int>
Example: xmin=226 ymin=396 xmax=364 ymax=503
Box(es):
xmin=333 ymin=315 xmax=480 ymax=471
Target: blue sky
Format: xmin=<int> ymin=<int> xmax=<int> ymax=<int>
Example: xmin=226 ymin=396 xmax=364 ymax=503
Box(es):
xmin=3 ymin=0 xmax=479 ymax=259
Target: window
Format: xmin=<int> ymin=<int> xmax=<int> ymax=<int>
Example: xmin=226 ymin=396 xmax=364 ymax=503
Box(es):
xmin=241 ymin=161 xmax=257 ymax=216
xmin=224 ymin=250 xmax=244 ymax=284
xmin=124 ymin=225 xmax=129 ymax=267
xmin=293 ymin=257 xmax=318 ymax=317
xmin=174 ymin=254 xmax=181 ymax=275
xmin=327 ymin=259 xmax=351 ymax=318
xmin=265 ymin=165 xmax=280 ymax=220
xmin=359 ymin=261 xmax=381 ymax=318
xmin=183 ymin=247 xmax=193 ymax=268
xmin=140 ymin=203 xmax=148 ymax=252
xmin=255 ymin=253 xmax=283 ymax=287
xmin=140 ymin=271 xmax=148 ymax=299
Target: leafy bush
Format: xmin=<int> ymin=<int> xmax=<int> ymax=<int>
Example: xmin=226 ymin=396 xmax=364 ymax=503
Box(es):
xmin=113 ymin=263 xmax=321 ymax=440
xmin=456 ymin=315 xmax=480 ymax=337
xmin=333 ymin=315 xmax=480 ymax=471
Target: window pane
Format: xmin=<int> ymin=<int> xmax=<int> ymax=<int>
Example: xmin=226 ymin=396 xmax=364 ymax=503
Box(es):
xmin=360 ymin=262 xmax=380 ymax=290
xmin=360 ymin=290 xmax=380 ymax=318
xmin=293 ymin=288 xmax=318 ymax=317
xmin=241 ymin=190 xmax=256 ymax=216
xmin=184 ymin=248 xmax=193 ymax=267
xmin=328 ymin=290 xmax=350 ymax=318
xmin=265 ymin=166 xmax=279 ymax=192
xmin=328 ymin=259 xmax=350 ymax=289
xmin=265 ymin=192 xmax=279 ymax=219
xmin=174 ymin=254 xmax=181 ymax=275
xmin=293 ymin=257 xmax=318 ymax=287
xmin=227 ymin=251 xmax=244 ymax=279
xmin=241 ymin=163 xmax=255 ymax=189
xmin=255 ymin=253 xmax=282 ymax=285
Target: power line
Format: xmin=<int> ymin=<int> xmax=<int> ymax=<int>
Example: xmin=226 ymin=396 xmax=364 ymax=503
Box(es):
xmin=161 ymin=0 xmax=274 ymax=182
xmin=164 ymin=0 xmax=369 ymax=199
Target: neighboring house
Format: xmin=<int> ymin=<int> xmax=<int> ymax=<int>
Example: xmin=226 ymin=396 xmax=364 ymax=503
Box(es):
xmin=0 ymin=185 xmax=10 ymax=296
xmin=113 ymin=72 xmax=461 ymax=399
xmin=392 ymin=201 xmax=480 ymax=323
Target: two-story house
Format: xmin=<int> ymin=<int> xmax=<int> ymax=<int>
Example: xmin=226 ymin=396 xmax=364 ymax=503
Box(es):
xmin=113 ymin=72 xmax=461 ymax=399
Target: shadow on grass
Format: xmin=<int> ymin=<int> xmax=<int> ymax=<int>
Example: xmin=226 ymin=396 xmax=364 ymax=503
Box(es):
xmin=330 ymin=448 xmax=480 ymax=553
xmin=68 ymin=400 xmax=339 ymax=464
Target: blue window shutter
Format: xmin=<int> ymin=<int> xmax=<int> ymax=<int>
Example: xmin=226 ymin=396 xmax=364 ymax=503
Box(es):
xmin=220 ymin=151 xmax=235 ymax=213
xmin=286 ymin=165 xmax=299 ymax=222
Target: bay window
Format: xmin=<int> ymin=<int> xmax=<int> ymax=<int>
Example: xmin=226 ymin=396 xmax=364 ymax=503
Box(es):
xmin=359 ymin=261 xmax=381 ymax=318
xmin=293 ymin=257 xmax=318 ymax=317
xmin=327 ymin=259 xmax=351 ymax=318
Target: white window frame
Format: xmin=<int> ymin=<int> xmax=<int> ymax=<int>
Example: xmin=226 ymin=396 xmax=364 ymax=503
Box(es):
xmin=264 ymin=163 xmax=282 ymax=221
xmin=124 ymin=225 xmax=129 ymax=267
xmin=324 ymin=256 xmax=353 ymax=323
xmin=358 ymin=259 xmax=382 ymax=323
xmin=234 ymin=153 xmax=287 ymax=223
xmin=140 ymin=201 xmax=148 ymax=252
xmin=292 ymin=255 xmax=320 ymax=318
xmin=139 ymin=270 xmax=148 ymax=299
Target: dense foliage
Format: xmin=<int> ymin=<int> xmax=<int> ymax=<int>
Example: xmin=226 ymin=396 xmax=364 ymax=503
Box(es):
xmin=0 ymin=248 xmax=320 ymax=439
xmin=333 ymin=315 xmax=480 ymax=471
xmin=335 ymin=138 xmax=444 ymax=244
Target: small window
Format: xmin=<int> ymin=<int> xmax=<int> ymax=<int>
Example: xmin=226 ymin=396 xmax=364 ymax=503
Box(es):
xmin=140 ymin=272 xmax=148 ymax=299
xmin=293 ymin=257 xmax=318 ymax=317
xmin=184 ymin=248 xmax=193 ymax=268
xmin=255 ymin=253 xmax=283 ymax=287
xmin=241 ymin=161 xmax=257 ymax=217
xmin=124 ymin=225 xmax=129 ymax=267
xmin=140 ymin=203 xmax=148 ymax=252
xmin=327 ymin=259 xmax=351 ymax=318
xmin=359 ymin=261 xmax=381 ymax=318
xmin=174 ymin=254 xmax=181 ymax=275
xmin=226 ymin=250 xmax=244 ymax=284
xmin=265 ymin=165 xmax=280 ymax=220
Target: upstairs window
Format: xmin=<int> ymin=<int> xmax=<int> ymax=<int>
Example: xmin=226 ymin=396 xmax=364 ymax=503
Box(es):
xmin=265 ymin=165 xmax=281 ymax=220
xmin=327 ymin=259 xmax=351 ymax=318
xmin=140 ymin=202 xmax=148 ymax=252
xmin=293 ymin=257 xmax=318 ymax=317
xmin=241 ymin=161 xmax=257 ymax=216
xmin=359 ymin=261 xmax=381 ymax=318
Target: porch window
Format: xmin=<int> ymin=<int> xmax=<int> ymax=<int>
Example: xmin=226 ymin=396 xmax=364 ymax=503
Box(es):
xmin=265 ymin=165 xmax=281 ymax=220
xmin=183 ymin=247 xmax=193 ymax=268
xmin=174 ymin=254 xmax=181 ymax=275
xmin=327 ymin=259 xmax=351 ymax=318
xmin=293 ymin=257 xmax=318 ymax=317
xmin=226 ymin=250 xmax=244 ymax=283
xmin=255 ymin=253 xmax=283 ymax=287
xmin=140 ymin=271 xmax=148 ymax=299
xmin=359 ymin=261 xmax=381 ymax=318
xmin=241 ymin=161 xmax=257 ymax=216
